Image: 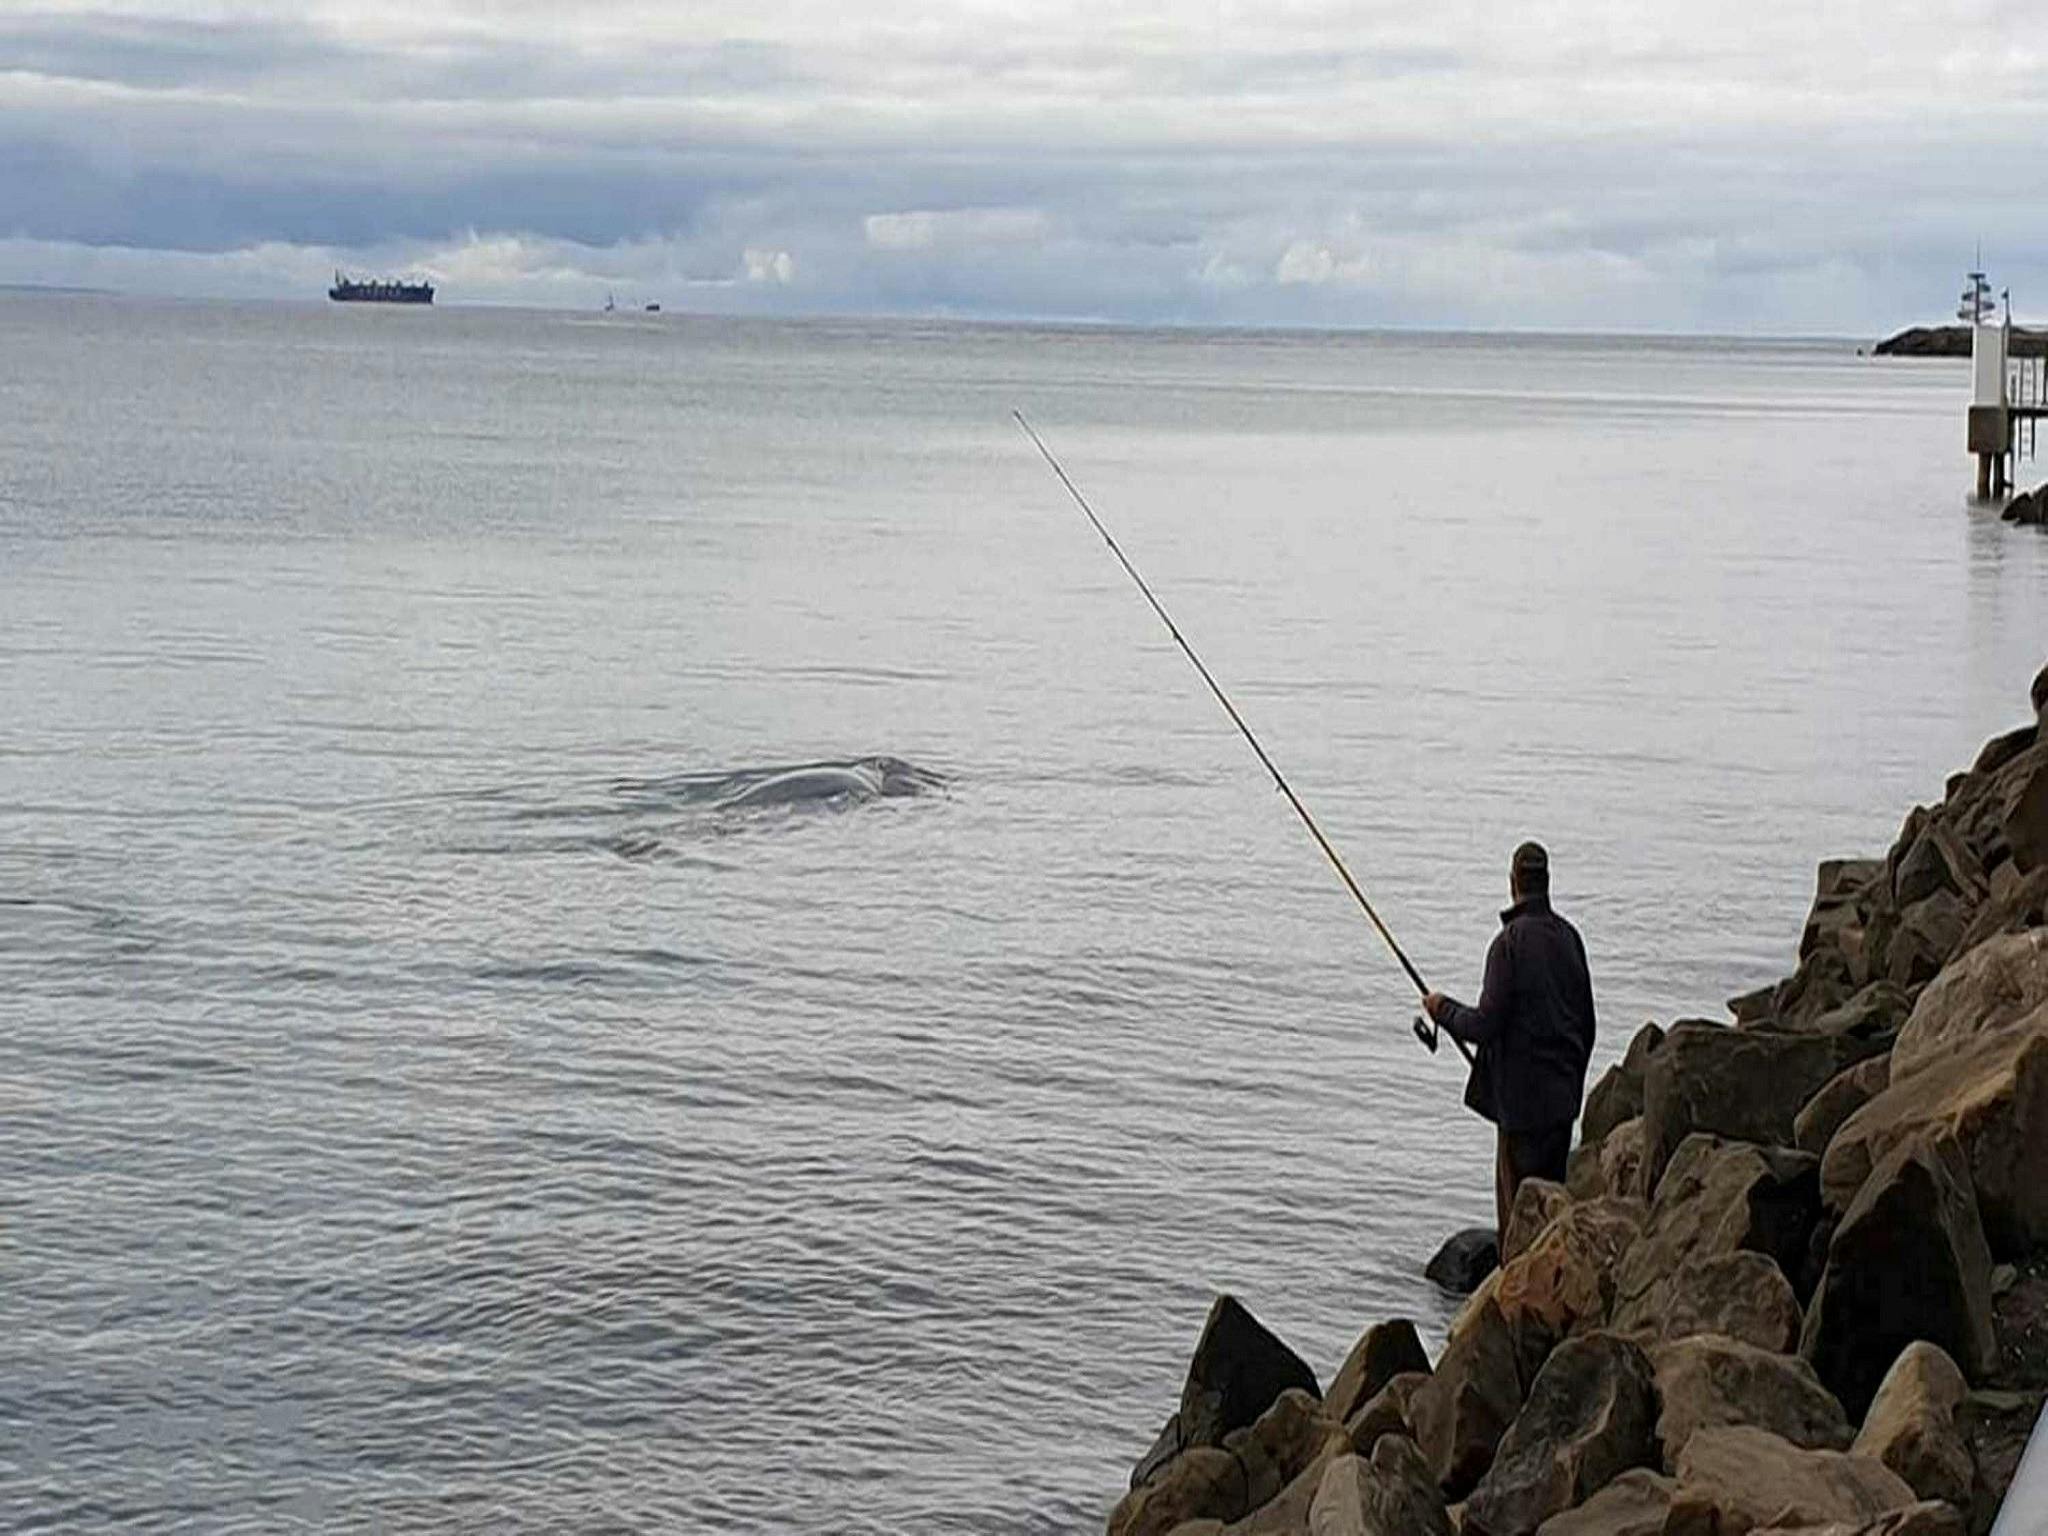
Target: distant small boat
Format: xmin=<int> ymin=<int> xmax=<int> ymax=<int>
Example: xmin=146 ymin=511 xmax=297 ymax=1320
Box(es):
xmin=329 ymin=270 xmax=433 ymax=305
xmin=645 ymin=302 xmax=661 ymax=313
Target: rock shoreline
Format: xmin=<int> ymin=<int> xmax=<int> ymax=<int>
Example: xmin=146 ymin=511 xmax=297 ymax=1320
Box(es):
xmin=1106 ymin=661 xmax=2048 ymax=1536
xmin=1873 ymin=326 xmax=2048 ymax=359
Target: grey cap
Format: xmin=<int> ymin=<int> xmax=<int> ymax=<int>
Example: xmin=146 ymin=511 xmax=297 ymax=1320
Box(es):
xmin=1512 ymin=840 xmax=1550 ymax=891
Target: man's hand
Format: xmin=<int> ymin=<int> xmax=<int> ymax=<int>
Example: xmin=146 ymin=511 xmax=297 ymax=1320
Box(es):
xmin=1422 ymin=991 xmax=1446 ymax=1022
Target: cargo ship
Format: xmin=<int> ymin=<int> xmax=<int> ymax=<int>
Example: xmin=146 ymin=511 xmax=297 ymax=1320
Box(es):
xmin=328 ymin=271 xmax=434 ymax=305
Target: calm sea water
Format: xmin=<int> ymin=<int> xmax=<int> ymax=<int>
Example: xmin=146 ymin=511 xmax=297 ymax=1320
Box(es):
xmin=3 ymin=295 xmax=2044 ymax=1532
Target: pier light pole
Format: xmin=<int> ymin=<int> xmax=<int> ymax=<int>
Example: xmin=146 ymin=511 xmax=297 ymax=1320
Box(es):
xmin=1965 ymin=267 xmax=2011 ymax=499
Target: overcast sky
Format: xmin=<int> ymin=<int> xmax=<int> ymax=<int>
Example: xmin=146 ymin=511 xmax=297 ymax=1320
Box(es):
xmin=3 ymin=1 xmax=2044 ymax=330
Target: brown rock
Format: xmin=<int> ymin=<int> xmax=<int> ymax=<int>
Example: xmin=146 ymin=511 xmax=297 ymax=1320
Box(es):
xmin=1504 ymin=1181 xmax=1573 ymax=1266
xmin=1345 ymin=1371 xmax=1426 ymax=1456
xmin=1655 ymin=1251 xmax=1804 ymax=1354
xmin=1954 ymin=866 xmax=2048 ymax=956
xmin=1640 ymin=1022 xmax=1884 ymax=1197
xmin=1493 ymin=1197 xmax=1647 ymax=1370
xmin=1885 ymin=891 xmax=1971 ymax=990
xmin=1410 ymin=1296 xmax=1527 ymax=1499
xmin=1820 ymin=1005 xmax=2048 ymax=1253
xmin=1326 ymin=1321 xmax=1430 ymax=1423
xmin=1598 ymin=1121 xmax=1646 ymax=1204
xmin=1852 ymin=1342 xmax=1973 ymax=1510
xmin=1802 ymin=1136 xmax=1996 ymax=1420
xmin=1746 ymin=1502 xmax=1965 ymax=1535
xmin=1224 ymin=1388 xmax=1350 ymax=1515
xmin=1583 ymin=1025 xmax=1666 ymax=1145
xmin=1611 ymin=1137 xmax=1821 ymax=1334
xmin=2007 ymin=754 xmax=2048 ymax=872
xmin=1308 ymin=1435 xmax=1455 ymax=1536
xmin=1890 ymin=929 xmax=2048 ymax=1083
xmin=1896 ymin=819 xmax=1988 ymax=908
xmin=1663 ymin=1424 xmax=1915 ymax=1534
xmin=1109 ymin=1449 xmax=1249 ymax=1536
xmin=1650 ymin=1333 xmax=1852 ymax=1471
xmin=1566 ymin=1142 xmax=1607 ymax=1201
xmin=1530 ymin=1468 xmax=1673 ymax=1534
xmin=1463 ymin=1334 xmax=1658 ymax=1536
xmin=1796 ymin=1058 xmax=1892 ymax=1157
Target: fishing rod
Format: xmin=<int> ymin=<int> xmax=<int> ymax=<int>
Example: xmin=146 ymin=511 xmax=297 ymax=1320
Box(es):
xmin=1014 ymin=410 xmax=1473 ymax=1067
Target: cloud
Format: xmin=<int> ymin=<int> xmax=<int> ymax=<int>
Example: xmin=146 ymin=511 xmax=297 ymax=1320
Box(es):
xmin=864 ymin=207 xmax=1048 ymax=252
xmin=0 ymin=1 xmax=2044 ymax=329
xmin=743 ymin=246 xmax=794 ymax=284
xmin=1275 ymin=240 xmax=1369 ymax=287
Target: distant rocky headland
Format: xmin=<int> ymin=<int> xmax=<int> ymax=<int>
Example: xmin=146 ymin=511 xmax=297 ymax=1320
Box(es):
xmin=1873 ymin=326 xmax=2048 ymax=359
xmin=1107 ymin=661 xmax=2048 ymax=1535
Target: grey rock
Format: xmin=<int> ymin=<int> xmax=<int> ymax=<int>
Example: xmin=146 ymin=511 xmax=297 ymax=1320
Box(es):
xmin=1802 ymin=1136 xmax=1996 ymax=1421
xmin=1426 ymin=1227 xmax=1500 ymax=1295
xmin=1463 ymin=1334 xmax=1658 ymax=1536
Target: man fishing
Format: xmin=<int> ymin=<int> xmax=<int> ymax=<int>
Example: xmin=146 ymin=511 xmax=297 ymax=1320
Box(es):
xmin=1017 ymin=417 xmax=1598 ymax=1244
xmin=1422 ymin=842 xmax=1597 ymax=1240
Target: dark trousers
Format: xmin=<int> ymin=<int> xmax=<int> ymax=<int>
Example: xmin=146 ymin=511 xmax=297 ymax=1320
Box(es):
xmin=1495 ymin=1123 xmax=1572 ymax=1239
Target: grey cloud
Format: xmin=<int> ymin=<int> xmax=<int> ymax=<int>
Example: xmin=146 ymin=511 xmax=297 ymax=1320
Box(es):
xmin=1 ymin=2 xmax=2044 ymax=330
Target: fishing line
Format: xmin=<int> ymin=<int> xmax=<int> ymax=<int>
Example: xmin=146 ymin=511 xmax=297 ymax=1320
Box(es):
xmin=1014 ymin=410 xmax=1473 ymax=1066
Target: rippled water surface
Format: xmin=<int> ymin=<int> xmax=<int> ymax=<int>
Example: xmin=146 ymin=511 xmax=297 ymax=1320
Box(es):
xmin=4 ymin=296 xmax=2045 ymax=1532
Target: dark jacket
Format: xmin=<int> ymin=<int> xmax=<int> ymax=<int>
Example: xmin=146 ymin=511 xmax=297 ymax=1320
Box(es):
xmin=1437 ymin=895 xmax=1596 ymax=1133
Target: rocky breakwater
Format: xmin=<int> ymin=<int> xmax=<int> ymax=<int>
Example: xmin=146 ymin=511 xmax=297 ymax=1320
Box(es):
xmin=1104 ymin=661 xmax=2048 ymax=1536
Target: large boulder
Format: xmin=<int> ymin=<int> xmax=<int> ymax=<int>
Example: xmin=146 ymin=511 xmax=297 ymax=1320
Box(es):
xmin=1890 ymin=929 xmax=2048 ymax=1082
xmin=1531 ymin=1468 xmax=1673 ymax=1534
xmin=1802 ymin=1136 xmax=1996 ymax=1420
xmin=1583 ymin=1025 xmax=1666 ymax=1145
xmin=1427 ymin=1228 xmax=1500 ymax=1295
xmin=1462 ymin=1334 xmax=1658 ymax=1536
xmin=1851 ymin=1343 xmax=1973 ymax=1510
xmin=1409 ymin=1295 xmax=1527 ymax=1499
xmin=1325 ymin=1320 xmax=1430 ymax=1423
xmin=1307 ymin=1434 xmax=1455 ymax=1536
xmin=1130 ymin=1294 xmax=1321 ymax=1488
xmin=1662 ymin=1424 xmax=1916 ymax=1534
xmin=1796 ymin=1057 xmax=1892 ymax=1157
xmin=1493 ymin=1197 xmax=1647 ymax=1369
xmin=1504 ymin=1180 xmax=1573 ymax=1266
xmin=1820 ymin=1004 xmax=2048 ymax=1253
xmin=1655 ymin=1251 xmax=1805 ymax=1353
xmin=1611 ymin=1137 xmax=1821 ymax=1333
xmin=1640 ymin=1022 xmax=1885 ymax=1196
xmin=1650 ymin=1334 xmax=1852 ymax=1471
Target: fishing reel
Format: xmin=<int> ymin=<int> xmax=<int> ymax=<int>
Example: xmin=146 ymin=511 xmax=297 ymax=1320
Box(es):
xmin=1411 ymin=1013 xmax=1440 ymax=1054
